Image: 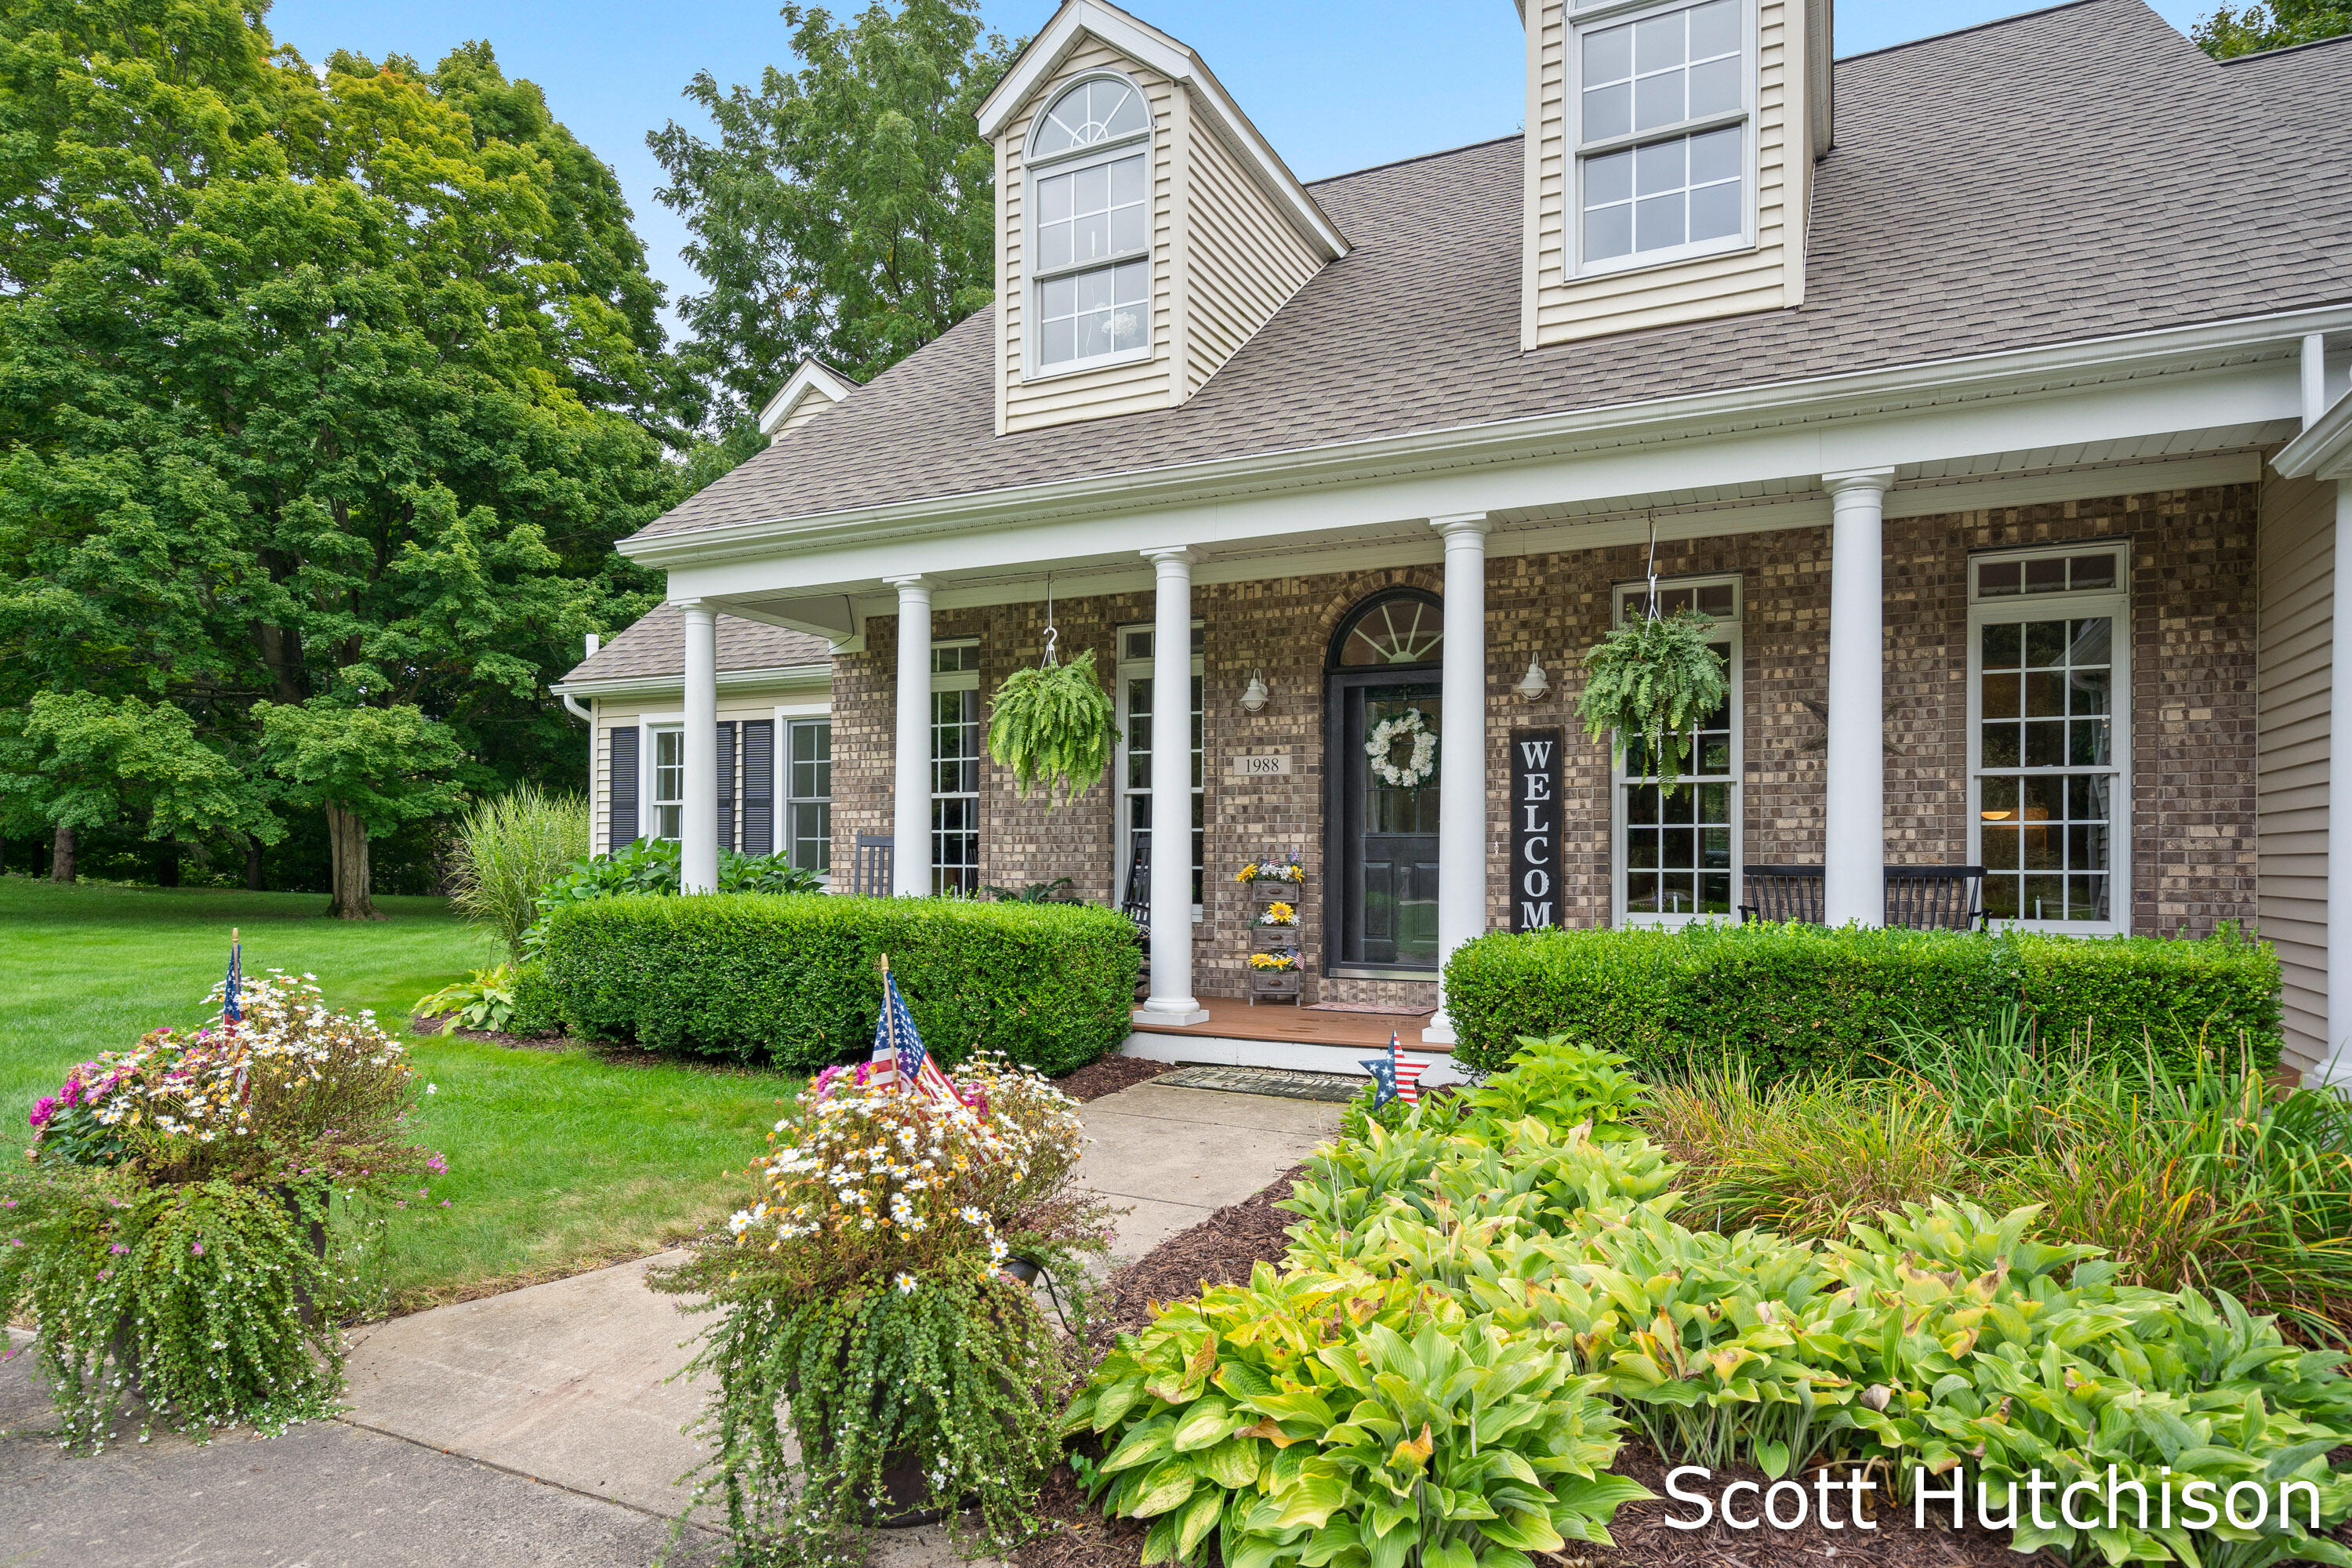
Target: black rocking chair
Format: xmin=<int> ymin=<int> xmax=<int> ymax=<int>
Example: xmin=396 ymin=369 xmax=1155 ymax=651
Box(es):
xmin=853 ymin=833 xmax=895 ymax=898
xmin=1738 ymin=864 xmax=1989 ymax=931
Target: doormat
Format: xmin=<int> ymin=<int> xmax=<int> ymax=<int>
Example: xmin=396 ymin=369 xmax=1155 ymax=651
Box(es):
xmin=1156 ymin=1065 xmax=1366 ymax=1102
xmin=1301 ymin=1002 xmax=1431 ymax=1017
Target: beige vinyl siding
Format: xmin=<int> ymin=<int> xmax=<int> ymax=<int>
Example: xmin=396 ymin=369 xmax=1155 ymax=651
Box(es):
xmin=1179 ymin=90 xmax=1323 ymax=397
xmin=998 ymin=41 xmax=1178 ymax=435
xmin=1525 ymin=0 xmax=1802 ymax=347
xmin=2257 ymin=471 xmax=2335 ymax=1076
xmin=775 ymin=395 xmax=835 ymax=434
xmin=588 ymin=688 xmax=829 ymax=855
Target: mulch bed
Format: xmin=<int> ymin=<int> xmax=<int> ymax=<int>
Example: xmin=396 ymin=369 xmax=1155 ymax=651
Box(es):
xmin=408 ymin=1012 xmax=568 ymax=1051
xmin=1053 ymin=1054 xmax=1174 ymax=1103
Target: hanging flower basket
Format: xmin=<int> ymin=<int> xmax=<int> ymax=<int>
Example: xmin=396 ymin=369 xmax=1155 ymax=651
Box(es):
xmin=985 ymin=648 xmax=1115 ymax=808
xmin=1366 ymin=709 xmax=1437 ymax=788
xmin=1576 ymin=607 xmax=1728 ymax=796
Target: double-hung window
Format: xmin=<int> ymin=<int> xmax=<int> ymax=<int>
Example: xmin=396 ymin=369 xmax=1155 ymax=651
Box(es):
xmin=1970 ymin=545 xmax=2129 ymax=933
xmin=1611 ymin=577 xmax=1740 ymax=924
xmin=1573 ymin=0 xmax=1751 ymax=273
xmin=1116 ymin=622 xmax=1204 ymax=913
xmin=648 ymin=724 xmax=685 ymax=842
xmin=931 ymin=643 xmax=982 ymax=895
xmin=786 ymin=718 xmax=831 ymax=877
xmin=1028 ymin=75 xmax=1152 ymax=374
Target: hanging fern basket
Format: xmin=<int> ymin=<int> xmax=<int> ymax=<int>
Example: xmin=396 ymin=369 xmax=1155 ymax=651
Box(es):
xmin=985 ymin=648 xmax=1116 ymax=808
xmin=1575 ymin=607 xmax=1728 ymax=795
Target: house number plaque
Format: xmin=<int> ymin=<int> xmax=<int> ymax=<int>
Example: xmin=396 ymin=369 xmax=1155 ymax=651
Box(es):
xmin=1229 ymin=753 xmax=1293 ymax=777
xmin=1510 ymin=728 xmax=1563 ymax=931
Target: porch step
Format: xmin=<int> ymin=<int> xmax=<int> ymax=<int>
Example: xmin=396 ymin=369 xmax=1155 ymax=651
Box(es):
xmin=1154 ymin=1065 xmax=1368 ymax=1102
xmin=1120 ymin=1027 xmax=1470 ymax=1087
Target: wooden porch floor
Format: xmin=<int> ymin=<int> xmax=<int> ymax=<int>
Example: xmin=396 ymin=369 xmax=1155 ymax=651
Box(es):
xmin=1129 ymin=997 xmax=1442 ymax=1051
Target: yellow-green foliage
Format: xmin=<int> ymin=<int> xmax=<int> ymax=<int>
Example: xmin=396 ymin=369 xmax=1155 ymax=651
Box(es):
xmin=985 ymin=650 xmax=1116 ymax=806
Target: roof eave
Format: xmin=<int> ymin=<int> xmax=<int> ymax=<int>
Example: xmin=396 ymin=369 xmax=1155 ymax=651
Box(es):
xmin=2274 ymin=392 xmax=2352 ymax=481
xmin=550 ymin=662 xmax=835 ymax=700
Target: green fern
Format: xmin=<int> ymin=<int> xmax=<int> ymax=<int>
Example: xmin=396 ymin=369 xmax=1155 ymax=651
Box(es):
xmin=985 ymin=648 xmax=1116 ymax=808
xmin=1576 ymin=608 xmax=1729 ymax=796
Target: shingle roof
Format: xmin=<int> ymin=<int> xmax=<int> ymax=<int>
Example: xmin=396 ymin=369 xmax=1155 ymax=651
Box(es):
xmin=559 ymin=603 xmax=832 ymax=685
xmin=633 ymin=0 xmax=2352 ymax=543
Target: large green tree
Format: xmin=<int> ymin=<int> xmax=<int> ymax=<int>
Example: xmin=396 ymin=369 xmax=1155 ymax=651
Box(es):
xmin=2196 ymin=0 xmax=2352 ymax=54
xmin=649 ymin=0 xmax=1014 ymax=416
xmin=0 ymin=0 xmax=685 ymax=902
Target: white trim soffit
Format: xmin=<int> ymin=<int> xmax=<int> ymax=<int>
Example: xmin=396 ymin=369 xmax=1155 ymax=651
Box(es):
xmin=755 ymin=360 xmax=857 ymax=437
xmin=975 ymin=0 xmax=1347 ymax=260
xmin=2274 ymin=388 xmax=2352 ymax=481
xmin=620 ymin=303 xmax=2352 ymax=572
xmin=550 ymin=662 xmax=833 ymax=701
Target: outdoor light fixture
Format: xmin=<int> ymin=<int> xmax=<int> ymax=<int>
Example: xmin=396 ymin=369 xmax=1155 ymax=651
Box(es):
xmin=1513 ymin=655 xmax=1550 ymax=702
xmin=1240 ymin=671 xmax=1270 ymax=713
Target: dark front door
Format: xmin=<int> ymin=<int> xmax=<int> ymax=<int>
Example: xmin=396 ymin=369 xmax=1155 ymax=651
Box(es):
xmin=1334 ymin=681 xmax=1442 ymax=969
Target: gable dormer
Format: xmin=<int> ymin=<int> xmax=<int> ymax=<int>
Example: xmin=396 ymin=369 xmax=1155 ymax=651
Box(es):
xmin=978 ymin=0 xmax=1347 ymax=436
xmin=1520 ymin=0 xmax=1831 ymax=347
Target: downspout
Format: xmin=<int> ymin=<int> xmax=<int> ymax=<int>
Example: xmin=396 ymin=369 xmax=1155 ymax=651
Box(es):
xmin=564 ymin=637 xmax=599 ymax=813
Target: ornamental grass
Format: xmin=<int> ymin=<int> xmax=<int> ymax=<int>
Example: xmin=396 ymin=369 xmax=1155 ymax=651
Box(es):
xmin=651 ymin=1051 xmax=1115 ymax=1567
xmin=2 ymin=968 xmax=444 ymax=1446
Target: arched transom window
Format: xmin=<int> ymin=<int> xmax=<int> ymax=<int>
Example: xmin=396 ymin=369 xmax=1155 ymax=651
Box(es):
xmin=1331 ymin=590 xmax=1444 ymax=668
xmin=1029 ymin=76 xmax=1152 ymax=373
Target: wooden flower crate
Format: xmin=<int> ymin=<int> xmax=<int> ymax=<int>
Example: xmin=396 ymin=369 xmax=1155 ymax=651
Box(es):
xmin=1248 ymin=877 xmax=1307 ymax=907
xmin=1248 ymin=966 xmax=1302 ymax=1000
xmin=1250 ymin=921 xmax=1301 ymax=950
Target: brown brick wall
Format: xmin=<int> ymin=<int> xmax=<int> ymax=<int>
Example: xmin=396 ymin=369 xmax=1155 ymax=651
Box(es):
xmin=826 ymin=481 xmax=2259 ymax=999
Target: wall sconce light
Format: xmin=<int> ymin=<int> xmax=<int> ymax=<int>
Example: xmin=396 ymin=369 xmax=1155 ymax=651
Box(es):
xmin=1513 ymin=655 xmax=1550 ymax=702
xmin=1239 ymin=671 xmax=1270 ymax=713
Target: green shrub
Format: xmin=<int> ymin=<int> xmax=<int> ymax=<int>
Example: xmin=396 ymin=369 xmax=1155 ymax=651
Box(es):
xmin=520 ymin=838 xmax=825 ymax=957
xmin=536 ymin=893 xmax=1140 ymax=1073
xmin=507 ymin=960 xmax=565 ymax=1036
xmin=1443 ymin=923 xmax=2281 ymax=1082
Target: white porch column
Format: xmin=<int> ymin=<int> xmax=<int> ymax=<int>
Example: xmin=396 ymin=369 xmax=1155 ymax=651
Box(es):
xmin=1821 ymin=469 xmax=1894 ymax=927
xmin=2329 ymin=479 xmax=2352 ymax=1085
xmin=1137 ymin=548 xmax=1208 ymax=1025
xmin=680 ymin=600 xmax=720 ymax=894
xmin=885 ymin=575 xmax=933 ymax=898
xmin=1424 ymin=513 xmax=1490 ymax=1047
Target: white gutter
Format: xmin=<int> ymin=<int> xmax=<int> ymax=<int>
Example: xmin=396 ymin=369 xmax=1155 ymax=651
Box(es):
xmin=2274 ymin=391 xmax=2352 ymax=480
xmin=560 ymin=633 xmax=597 ymax=722
xmin=549 ymin=661 xmax=834 ymax=702
xmin=619 ymin=302 xmax=2352 ymax=572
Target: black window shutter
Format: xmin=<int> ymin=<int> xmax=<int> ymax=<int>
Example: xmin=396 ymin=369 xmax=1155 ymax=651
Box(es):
xmin=716 ymin=721 xmax=738 ymax=855
xmin=608 ymin=724 xmax=640 ymax=852
xmin=740 ymin=720 xmax=775 ymax=857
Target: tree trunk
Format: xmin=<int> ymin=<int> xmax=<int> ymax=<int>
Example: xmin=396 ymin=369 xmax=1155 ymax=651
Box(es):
xmin=245 ymin=834 xmax=267 ymax=891
xmin=324 ymin=804 xmax=382 ymax=920
xmin=50 ymin=824 xmax=74 ymax=884
xmin=155 ymin=838 xmax=181 ymax=887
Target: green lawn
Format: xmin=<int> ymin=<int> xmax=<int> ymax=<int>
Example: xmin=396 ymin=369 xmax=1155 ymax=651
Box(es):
xmin=0 ymin=875 xmax=797 ymax=1311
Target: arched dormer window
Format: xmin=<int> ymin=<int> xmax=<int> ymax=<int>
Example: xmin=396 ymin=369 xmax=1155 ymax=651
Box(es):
xmin=1027 ymin=74 xmax=1152 ymax=375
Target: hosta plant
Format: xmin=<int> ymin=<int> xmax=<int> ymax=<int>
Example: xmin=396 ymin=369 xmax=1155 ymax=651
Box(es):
xmin=415 ymin=964 xmax=517 ymax=1033
xmin=986 ymin=648 xmax=1116 ymax=807
xmin=1574 ymin=607 xmax=1726 ymax=794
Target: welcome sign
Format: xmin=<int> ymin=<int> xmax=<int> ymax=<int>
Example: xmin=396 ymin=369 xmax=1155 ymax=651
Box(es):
xmin=1510 ymin=728 xmax=1563 ymax=931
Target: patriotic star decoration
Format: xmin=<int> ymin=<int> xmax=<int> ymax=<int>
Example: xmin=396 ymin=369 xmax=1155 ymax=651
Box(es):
xmin=1359 ymin=1032 xmax=1430 ymax=1109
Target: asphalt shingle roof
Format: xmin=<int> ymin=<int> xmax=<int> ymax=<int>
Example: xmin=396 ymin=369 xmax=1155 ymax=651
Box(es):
xmin=632 ymin=0 xmax=2352 ymax=544
xmin=561 ymin=602 xmax=832 ymax=684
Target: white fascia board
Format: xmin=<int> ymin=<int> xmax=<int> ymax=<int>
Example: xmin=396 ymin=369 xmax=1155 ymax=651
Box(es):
xmin=976 ymin=0 xmax=1346 ymax=261
xmin=755 ymin=360 xmax=855 ymax=437
xmin=2273 ymin=389 xmax=2352 ymax=480
xmin=624 ymin=302 xmax=2352 ymax=579
xmin=550 ymin=663 xmax=832 ymax=701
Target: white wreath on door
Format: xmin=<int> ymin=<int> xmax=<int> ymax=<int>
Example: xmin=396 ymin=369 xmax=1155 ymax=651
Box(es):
xmin=1366 ymin=709 xmax=1438 ymax=788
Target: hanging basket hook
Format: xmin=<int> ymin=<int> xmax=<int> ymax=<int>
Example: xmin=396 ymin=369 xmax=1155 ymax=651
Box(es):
xmin=1644 ymin=510 xmax=1661 ymax=621
xmin=1041 ymin=572 xmax=1058 ymax=667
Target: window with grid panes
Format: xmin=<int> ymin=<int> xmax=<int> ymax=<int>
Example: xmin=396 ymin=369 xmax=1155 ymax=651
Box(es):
xmin=931 ymin=644 xmax=982 ymax=895
xmin=1116 ymin=623 xmax=1205 ymax=913
xmin=649 ymin=725 xmax=684 ymax=842
xmin=786 ymin=719 xmax=831 ymax=875
xmin=1576 ymin=0 xmax=1749 ymax=271
xmin=1971 ymin=546 xmax=2126 ymax=931
xmin=1029 ymin=76 xmax=1152 ymax=373
xmin=1613 ymin=578 xmax=1739 ymax=924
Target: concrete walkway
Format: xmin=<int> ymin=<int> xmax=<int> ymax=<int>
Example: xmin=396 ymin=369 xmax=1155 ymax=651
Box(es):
xmin=0 ymin=1077 xmax=1338 ymax=1565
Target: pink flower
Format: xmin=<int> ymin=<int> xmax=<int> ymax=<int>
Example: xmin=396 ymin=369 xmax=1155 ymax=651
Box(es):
xmin=110 ymin=1243 xmax=129 ymax=1254
xmin=27 ymin=1097 xmax=56 ymax=1130
xmin=440 ymin=1200 xmax=451 ymax=1207
xmin=426 ymin=1152 xmax=448 ymax=1174
xmin=190 ymin=1242 xmax=204 ymax=1255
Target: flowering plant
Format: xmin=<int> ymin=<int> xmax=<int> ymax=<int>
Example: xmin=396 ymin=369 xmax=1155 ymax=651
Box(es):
xmin=3 ymin=967 xmax=445 ymax=1446
xmin=1254 ymin=901 xmax=1298 ymax=927
xmin=1250 ymin=948 xmax=1301 ymax=971
xmin=655 ymin=1049 xmax=1113 ymax=1566
xmin=1236 ymin=858 xmax=1304 ymax=884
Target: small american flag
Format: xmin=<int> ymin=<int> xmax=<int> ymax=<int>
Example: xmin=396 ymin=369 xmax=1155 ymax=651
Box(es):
xmin=869 ymin=959 xmax=959 ymax=1107
xmin=223 ymin=927 xmax=243 ymax=1028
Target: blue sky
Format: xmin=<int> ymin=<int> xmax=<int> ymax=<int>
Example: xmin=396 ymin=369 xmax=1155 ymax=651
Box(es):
xmin=266 ymin=0 xmax=2212 ymax=328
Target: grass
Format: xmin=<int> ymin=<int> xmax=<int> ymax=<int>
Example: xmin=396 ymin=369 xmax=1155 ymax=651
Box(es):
xmin=0 ymin=874 xmax=798 ymax=1312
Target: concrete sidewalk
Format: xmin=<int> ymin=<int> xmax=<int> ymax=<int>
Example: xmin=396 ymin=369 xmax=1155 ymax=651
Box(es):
xmin=0 ymin=1076 xmax=1339 ymax=1565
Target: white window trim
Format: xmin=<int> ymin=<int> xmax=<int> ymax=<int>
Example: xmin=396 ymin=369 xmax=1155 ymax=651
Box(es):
xmin=1568 ymin=0 xmax=1759 ymax=281
xmin=1025 ymin=70 xmax=1155 ymax=382
xmin=1966 ymin=545 xmax=2132 ymax=937
xmin=1607 ymin=575 xmax=1743 ymax=928
xmin=774 ymin=703 xmax=833 ymax=888
xmin=637 ymin=713 xmax=685 ymax=845
xmin=931 ymin=641 xmax=982 ymax=895
xmin=1115 ymin=621 xmax=1206 ymax=920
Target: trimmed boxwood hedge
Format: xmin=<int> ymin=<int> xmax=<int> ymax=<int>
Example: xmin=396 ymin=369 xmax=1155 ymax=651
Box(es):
xmin=1443 ymin=922 xmax=2281 ymax=1082
xmin=535 ymin=893 xmax=1142 ymax=1074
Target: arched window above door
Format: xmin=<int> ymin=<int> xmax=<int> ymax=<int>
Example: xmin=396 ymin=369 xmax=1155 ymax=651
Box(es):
xmin=1330 ymin=589 xmax=1443 ymax=669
